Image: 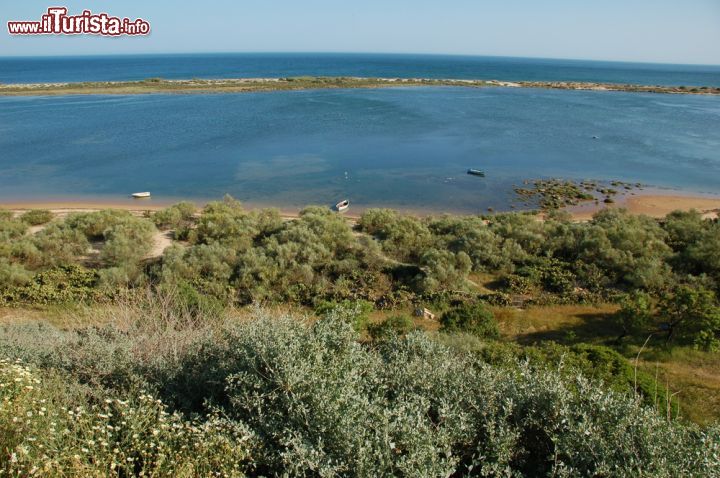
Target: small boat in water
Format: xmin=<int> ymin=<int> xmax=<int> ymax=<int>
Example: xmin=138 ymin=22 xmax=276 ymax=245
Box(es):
xmin=335 ymin=199 xmax=350 ymax=212
xmin=131 ymin=192 xmax=151 ymax=198
xmin=467 ymin=169 xmax=485 ymax=177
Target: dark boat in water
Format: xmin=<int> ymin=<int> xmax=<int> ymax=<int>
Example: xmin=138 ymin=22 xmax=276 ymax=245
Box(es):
xmin=467 ymin=169 xmax=485 ymax=177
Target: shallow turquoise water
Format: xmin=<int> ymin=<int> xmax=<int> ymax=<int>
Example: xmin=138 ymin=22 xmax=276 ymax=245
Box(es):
xmin=0 ymin=87 xmax=718 ymax=213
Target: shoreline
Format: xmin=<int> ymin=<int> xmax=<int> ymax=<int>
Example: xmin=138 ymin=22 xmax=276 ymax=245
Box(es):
xmin=0 ymin=199 xmax=360 ymax=222
xmin=2 ymin=191 xmax=719 ymax=221
xmin=564 ymin=191 xmax=720 ymax=220
xmin=1 ymin=77 xmax=719 ymax=97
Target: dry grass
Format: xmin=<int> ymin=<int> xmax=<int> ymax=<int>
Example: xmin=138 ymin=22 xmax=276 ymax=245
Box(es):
xmin=368 ymin=306 xmax=442 ymax=332
xmin=0 ymin=303 xmax=113 ymax=329
xmin=493 ymin=303 xmax=619 ymax=344
xmin=635 ymin=347 xmax=720 ymax=425
xmin=467 ymin=272 xmax=498 ymax=293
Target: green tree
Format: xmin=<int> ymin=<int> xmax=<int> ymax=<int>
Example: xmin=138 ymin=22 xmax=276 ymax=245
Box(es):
xmin=614 ymin=291 xmax=654 ymax=342
xmin=662 ymin=210 xmax=706 ymax=252
xmin=659 ymin=285 xmax=720 ymax=348
xmin=680 ymin=222 xmax=720 ymax=290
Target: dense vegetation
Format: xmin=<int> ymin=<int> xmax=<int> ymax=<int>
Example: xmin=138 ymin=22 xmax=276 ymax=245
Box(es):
xmin=1 ymin=200 xmax=719 ymax=346
xmin=1 ymin=301 xmax=718 ymax=476
xmin=1 ymin=199 xmax=719 ymax=475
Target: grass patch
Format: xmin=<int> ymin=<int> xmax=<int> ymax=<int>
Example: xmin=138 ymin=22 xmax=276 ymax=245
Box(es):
xmin=494 ymin=303 xmax=720 ymax=424
xmin=494 ymin=303 xmax=619 ymax=344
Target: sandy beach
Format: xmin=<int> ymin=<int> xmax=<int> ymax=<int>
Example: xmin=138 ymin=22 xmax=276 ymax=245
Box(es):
xmin=623 ymin=195 xmax=720 ymax=218
xmin=0 ymin=199 xmax=360 ymax=222
xmin=565 ymin=193 xmax=720 ymax=221
xmin=2 ymin=191 xmax=719 ymax=222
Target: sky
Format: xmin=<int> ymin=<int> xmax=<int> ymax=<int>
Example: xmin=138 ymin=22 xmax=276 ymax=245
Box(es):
xmin=2 ymin=0 xmax=719 ymax=65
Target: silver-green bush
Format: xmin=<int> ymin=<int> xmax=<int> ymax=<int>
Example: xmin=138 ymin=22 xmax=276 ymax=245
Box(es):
xmin=0 ymin=308 xmax=717 ymax=477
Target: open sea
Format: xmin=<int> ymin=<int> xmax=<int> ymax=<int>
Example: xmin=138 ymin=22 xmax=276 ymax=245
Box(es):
xmin=0 ymin=54 xmax=718 ymax=213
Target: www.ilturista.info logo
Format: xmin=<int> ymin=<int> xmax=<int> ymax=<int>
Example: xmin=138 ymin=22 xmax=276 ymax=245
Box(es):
xmin=7 ymin=7 xmax=150 ymax=36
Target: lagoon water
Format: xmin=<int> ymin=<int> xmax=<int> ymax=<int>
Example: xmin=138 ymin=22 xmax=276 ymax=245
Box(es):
xmin=1 ymin=84 xmax=719 ymax=213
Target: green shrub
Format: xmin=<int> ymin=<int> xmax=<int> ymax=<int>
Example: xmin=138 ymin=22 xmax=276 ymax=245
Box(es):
xmin=575 ymin=209 xmax=672 ymax=290
xmin=227 ymin=206 xmax=378 ymax=304
xmin=502 ymin=273 xmax=534 ymax=294
xmin=221 ymin=315 xmax=717 ymax=476
xmin=426 ymin=215 xmax=511 ymax=273
xmin=19 ymin=209 xmax=53 ymax=226
xmin=358 ymin=209 xmax=433 ymax=262
xmin=0 ymin=259 xmax=31 ymax=288
xmin=166 ymin=280 xmax=226 ymax=320
xmin=192 ymin=196 xmax=259 ymax=248
xmin=523 ymin=343 xmax=677 ymax=413
xmin=100 ymin=216 xmax=156 ymax=268
xmin=439 ymin=302 xmax=499 ymax=338
xmin=4 ymin=203 xmax=718 ymax=312
xmin=478 ymin=291 xmax=512 ymax=306
xmin=367 ymin=315 xmax=414 ymax=339
xmin=152 ymin=201 xmax=196 ymax=230
xmin=0 ymin=217 xmax=27 ymax=242
xmin=315 ymin=299 xmax=373 ymax=332
xmin=0 ymin=312 xmax=717 ymax=476
xmin=1 ymin=265 xmax=100 ymax=305
xmin=416 ymin=249 xmax=471 ymax=293
xmin=97 ymin=265 xmax=147 ymax=290
xmin=65 ymin=209 xmax=134 ymax=240
xmin=21 ymin=223 xmax=89 ymax=269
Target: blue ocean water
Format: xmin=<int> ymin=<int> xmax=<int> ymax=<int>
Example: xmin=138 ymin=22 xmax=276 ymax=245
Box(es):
xmin=0 ymin=53 xmax=719 ymax=86
xmin=0 ymin=86 xmax=718 ymax=213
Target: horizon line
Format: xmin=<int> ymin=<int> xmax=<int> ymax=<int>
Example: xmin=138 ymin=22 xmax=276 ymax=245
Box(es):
xmin=1 ymin=51 xmax=719 ymax=68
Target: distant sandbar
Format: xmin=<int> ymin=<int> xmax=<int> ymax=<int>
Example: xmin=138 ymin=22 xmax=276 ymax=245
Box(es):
xmin=1 ymin=77 xmax=719 ymax=97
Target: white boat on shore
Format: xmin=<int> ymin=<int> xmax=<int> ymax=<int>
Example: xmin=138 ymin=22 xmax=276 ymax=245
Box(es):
xmin=131 ymin=192 xmax=151 ymax=198
xmin=335 ymin=199 xmax=350 ymax=212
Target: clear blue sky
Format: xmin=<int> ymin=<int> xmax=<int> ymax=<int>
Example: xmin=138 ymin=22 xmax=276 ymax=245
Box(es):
xmin=2 ymin=0 xmax=719 ymax=65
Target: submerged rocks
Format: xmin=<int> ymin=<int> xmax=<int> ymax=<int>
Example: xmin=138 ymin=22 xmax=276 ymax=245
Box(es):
xmin=514 ymin=178 xmax=643 ymax=210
